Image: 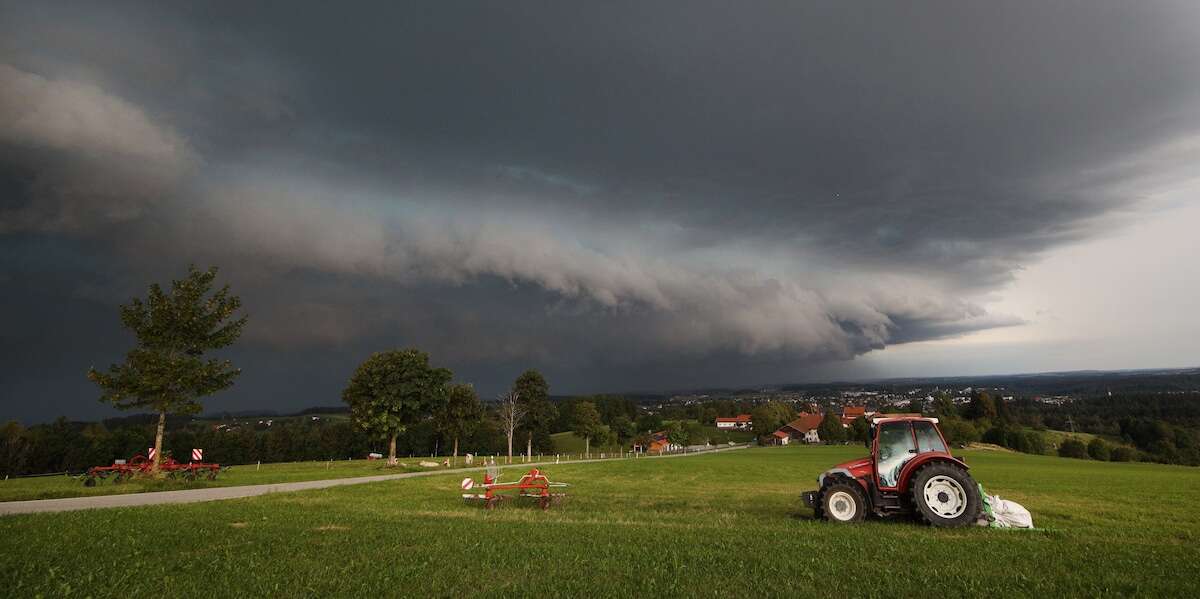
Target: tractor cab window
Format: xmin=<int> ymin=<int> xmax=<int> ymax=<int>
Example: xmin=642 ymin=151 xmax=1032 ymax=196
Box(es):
xmin=876 ymin=422 xmax=916 ymax=487
xmin=913 ymin=420 xmax=948 ymax=454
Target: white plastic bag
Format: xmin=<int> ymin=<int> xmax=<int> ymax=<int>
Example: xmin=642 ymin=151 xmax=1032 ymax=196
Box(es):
xmin=987 ymin=495 xmax=1034 ymax=529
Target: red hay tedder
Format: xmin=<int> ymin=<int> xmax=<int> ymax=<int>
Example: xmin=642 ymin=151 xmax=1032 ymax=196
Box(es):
xmin=83 ymin=453 xmax=223 ymax=486
xmin=460 ymin=466 xmax=568 ymax=510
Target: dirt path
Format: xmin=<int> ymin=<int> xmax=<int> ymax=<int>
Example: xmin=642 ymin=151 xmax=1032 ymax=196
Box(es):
xmin=0 ymin=444 xmax=748 ymax=516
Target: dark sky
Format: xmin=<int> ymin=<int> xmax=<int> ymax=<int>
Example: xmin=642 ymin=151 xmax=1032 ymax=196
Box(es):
xmin=3 ymin=2 xmax=1200 ymax=422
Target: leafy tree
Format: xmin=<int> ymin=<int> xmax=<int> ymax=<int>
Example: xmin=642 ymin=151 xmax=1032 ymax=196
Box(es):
xmin=817 ymin=412 xmax=846 ymax=444
xmin=609 ymin=413 xmax=635 ymax=442
xmin=850 ymin=416 xmax=871 ymax=445
xmin=513 ymin=370 xmax=557 ymax=456
xmin=1087 ymin=438 xmax=1112 ymax=461
xmin=435 ymin=383 xmax=484 ymax=463
xmin=636 ymin=413 xmax=664 ymax=434
xmin=931 ymin=392 xmax=958 ymax=418
xmin=1 ymin=421 xmax=29 ymax=477
xmin=1023 ymin=431 xmax=1048 ymax=455
xmin=751 ymin=402 xmax=792 ymax=438
xmin=965 ymin=390 xmax=998 ymax=421
xmin=342 ymin=349 xmax=452 ymax=466
xmin=572 ymin=401 xmax=602 ymax=457
xmin=906 ymin=398 xmax=924 ymax=415
xmin=88 ymin=265 xmax=246 ymax=474
xmin=666 ymin=420 xmax=690 ymax=448
xmin=1058 ymin=437 xmax=1089 ymax=459
xmin=632 ymin=431 xmax=653 ymax=452
xmin=1110 ymin=446 xmax=1136 ymax=462
xmin=994 ymin=394 xmax=1014 ymax=423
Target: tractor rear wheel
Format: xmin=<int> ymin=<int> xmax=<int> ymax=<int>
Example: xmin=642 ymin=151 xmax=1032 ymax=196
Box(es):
xmin=909 ymin=462 xmax=981 ymax=527
xmin=819 ymin=481 xmax=866 ymax=523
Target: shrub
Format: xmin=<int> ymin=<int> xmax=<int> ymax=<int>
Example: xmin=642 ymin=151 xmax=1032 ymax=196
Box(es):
xmin=1058 ymin=437 xmax=1089 ymax=459
xmin=939 ymin=418 xmax=980 ymax=446
xmin=1110 ymin=446 xmax=1136 ymax=462
xmin=1023 ymin=431 xmax=1048 ymax=455
xmin=1087 ymin=438 xmax=1112 ymax=461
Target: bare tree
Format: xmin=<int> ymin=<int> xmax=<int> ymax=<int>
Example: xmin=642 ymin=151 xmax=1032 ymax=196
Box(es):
xmin=497 ymin=391 xmax=527 ymax=464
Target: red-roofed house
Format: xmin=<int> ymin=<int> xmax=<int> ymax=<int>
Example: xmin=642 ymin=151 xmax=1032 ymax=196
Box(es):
xmin=840 ymin=406 xmax=876 ymax=426
xmin=770 ymin=430 xmax=791 ymax=445
xmin=774 ymin=412 xmax=825 ymax=444
xmin=715 ymin=414 xmax=753 ymax=430
xmin=633 ymin=431 xmax=680 ymax=453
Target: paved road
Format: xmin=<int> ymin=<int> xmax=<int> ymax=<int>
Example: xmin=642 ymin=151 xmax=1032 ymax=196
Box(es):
xmin=0 ymin=444 xmax=748 ymax=516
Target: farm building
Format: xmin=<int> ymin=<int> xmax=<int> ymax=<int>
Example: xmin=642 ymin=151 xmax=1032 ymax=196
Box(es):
xmin=770 ymin=430 xmax=790 ymax=445
xmin=633 ymin=431 xmax=680 ymax=453
xmin=773 ymin=412 xmax=824 ymax=444
xmin=840 ymin=406 xmax=876 ymax=426
xmin=715 ymin=414 xmax=753 ymax=430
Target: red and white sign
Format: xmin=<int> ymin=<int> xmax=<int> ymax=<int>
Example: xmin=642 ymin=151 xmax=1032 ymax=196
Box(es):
xmin=148 ymin=447 xmax=156 ymax=460
xmin=191 ymin=448 xmax=203 ymax=461
xmin=461 ymin=477 xmax=474 ymax=490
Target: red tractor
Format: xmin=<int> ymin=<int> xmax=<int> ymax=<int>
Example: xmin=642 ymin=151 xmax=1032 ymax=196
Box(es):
xmin=802 ymin=416 xmax=981 ymax=527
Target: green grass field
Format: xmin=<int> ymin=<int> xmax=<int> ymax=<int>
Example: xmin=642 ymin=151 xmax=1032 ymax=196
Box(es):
xmin=2 ymin=446 xmax=1197 ymax=597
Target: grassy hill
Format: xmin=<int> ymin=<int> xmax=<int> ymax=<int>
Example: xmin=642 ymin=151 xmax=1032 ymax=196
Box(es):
xmin=2 ymin=446 xmax=1197 ymax=596
xmin=1040 ymin=428 xmax=1130 ymax=450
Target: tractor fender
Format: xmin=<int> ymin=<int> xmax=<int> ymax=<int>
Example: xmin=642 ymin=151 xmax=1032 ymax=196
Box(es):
xmin=816 ymin=468 xmax=855 ymax=488
xmin=897 ymin=453 xmax=970 ymax=491
xmin=818 ymin=468 xmax=872 ymax=497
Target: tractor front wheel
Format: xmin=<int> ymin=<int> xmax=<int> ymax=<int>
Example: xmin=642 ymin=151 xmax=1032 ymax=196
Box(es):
xmin=910 ymin=462 xmax=981 ymax=527
xmin=819 ymin=481 xmax=866 ymax=523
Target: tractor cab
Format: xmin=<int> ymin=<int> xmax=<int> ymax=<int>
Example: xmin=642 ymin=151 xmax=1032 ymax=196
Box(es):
xmin=803 ymin=416 xmax=982 ymax=527
xmin=872 ymin=417 xmax=952 ymax=488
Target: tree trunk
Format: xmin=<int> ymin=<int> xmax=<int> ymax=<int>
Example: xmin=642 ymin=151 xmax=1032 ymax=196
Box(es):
xmin=527 ymin=431 xmax=532 ymax=462
xmin=152 ymin=410 xmax=166 ymax=476
xmin=388 ymin=432 xmax=398 ymax=466
xmin=507 ymin=429 xmax=513 ymax=464
xmin=585 ymin=436 xmax=590 ymax=459
xmin=453 ymin=436 xmax=459 ymax=465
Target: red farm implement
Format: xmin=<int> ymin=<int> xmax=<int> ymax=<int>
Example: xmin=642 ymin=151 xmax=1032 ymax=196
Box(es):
xmin=83 ymin=453 xmax=223 ymax=486
xmin=460 ymin=465 xmax=568 ymax=510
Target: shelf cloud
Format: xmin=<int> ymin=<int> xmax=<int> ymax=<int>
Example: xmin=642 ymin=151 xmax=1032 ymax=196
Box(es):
xmin=2 ymin=1 xmax=1199 ymax=420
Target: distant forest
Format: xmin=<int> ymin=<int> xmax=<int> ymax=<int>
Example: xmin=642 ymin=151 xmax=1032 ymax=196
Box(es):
xmin=3 ymin=375 xmax=1199 ymax=477
xmin=1 ymin=396 xmax=653 ymax=477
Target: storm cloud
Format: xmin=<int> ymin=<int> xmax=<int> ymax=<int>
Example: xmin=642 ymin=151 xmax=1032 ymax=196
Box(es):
xmin=2 ymin=1 xmax=1199 ymax=421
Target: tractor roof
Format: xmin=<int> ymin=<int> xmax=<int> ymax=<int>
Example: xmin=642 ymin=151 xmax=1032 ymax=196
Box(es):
xmin=870 ymin=415 xmax=938 ymax=425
